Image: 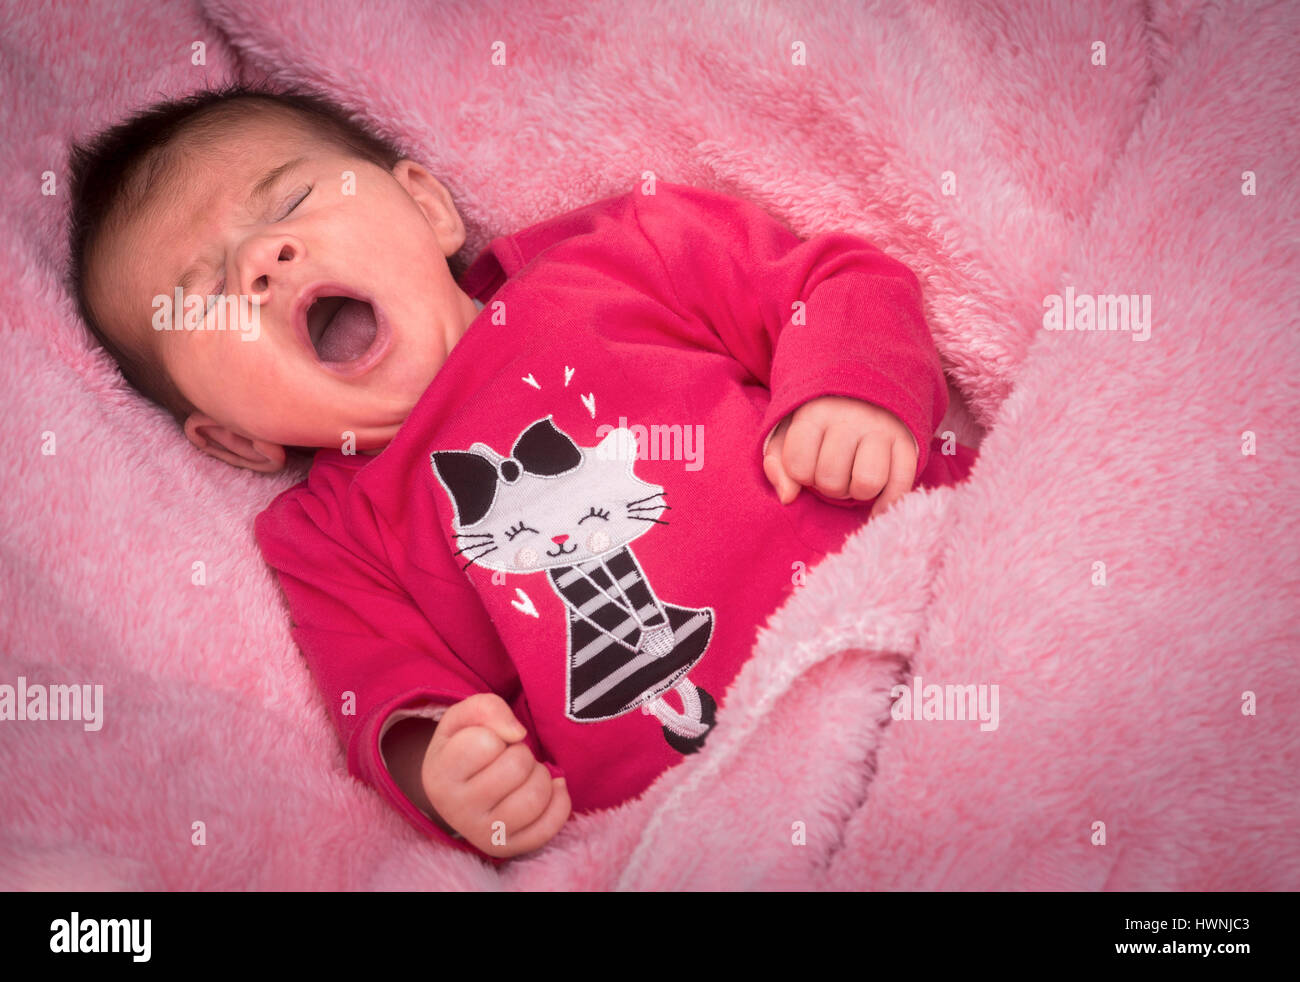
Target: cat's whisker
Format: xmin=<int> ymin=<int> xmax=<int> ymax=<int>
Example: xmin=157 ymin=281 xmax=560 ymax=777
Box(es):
xmin=626 ymin=493 xmax=666 ymax=507
xmin=462 ymin=546 xmax=499 ymax=570
xmin=627 ymin=516 xmax=669 ymax=525
xmin=453 ymin=532 xmax=494 ymax=539
xmin=452 ymin=541 xmax=498 ymax=558
xmin=628 ymin=505 xmax=672 ymax=513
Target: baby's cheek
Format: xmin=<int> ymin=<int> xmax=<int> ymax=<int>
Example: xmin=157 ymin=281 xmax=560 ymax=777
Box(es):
xmin=514 ymin=547 xmax=539 ymax=569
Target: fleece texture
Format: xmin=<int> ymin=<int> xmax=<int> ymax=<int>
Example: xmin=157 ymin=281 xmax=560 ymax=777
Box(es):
xmin=0 ymin=0 xmax=1296 ymax=889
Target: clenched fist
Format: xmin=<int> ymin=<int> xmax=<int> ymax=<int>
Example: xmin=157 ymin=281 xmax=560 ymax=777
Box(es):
xmin=422 ymin=693 xmax=571 ymax=858
xmin=763 ymin=395 xmax=917 ymax=518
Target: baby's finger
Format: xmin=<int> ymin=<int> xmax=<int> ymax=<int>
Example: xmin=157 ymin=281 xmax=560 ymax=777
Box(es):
xmin=780 ymin=414 xmax=824 ymax=488
xmin=466 ymin=741 xmax=539 ymax=807
xmin=430 ymin=724 xmax=511 ymax=785
xmin=495 ymin=775 xmax=572 ymax=857
xmin=848 ymin=437 xmax=891 ymax=502
xmin=762 ymin=420 xmax=801 ymax=505
xmin=432 ymin=692 xmax=527 ymax=754
xmin=813 ymin=427 xmax=860 ymax=498
xmin=482 ymin=761 xmax=570 ymax=856
xmin=869 ymin=438 xmax=918 ymax=518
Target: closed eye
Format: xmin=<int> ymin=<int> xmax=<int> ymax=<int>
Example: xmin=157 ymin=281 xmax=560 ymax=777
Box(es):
xmin=280 ymin=185 xmax=312 ymax=219
xmin=578 ymin=507 xmax=611 ymax=524
xmin=505 ymin=521 xmax=539 ymax=541
xmin=203 ymin=187 xmax=312 ymax=315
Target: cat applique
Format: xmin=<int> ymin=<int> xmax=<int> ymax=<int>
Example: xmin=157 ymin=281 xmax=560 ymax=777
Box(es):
xmin=431 ymin=416 xmax=717 ymax=754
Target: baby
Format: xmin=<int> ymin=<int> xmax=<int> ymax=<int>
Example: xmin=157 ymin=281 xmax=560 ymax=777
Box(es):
xmin=68 ymin=85 xmax=976 ymax=863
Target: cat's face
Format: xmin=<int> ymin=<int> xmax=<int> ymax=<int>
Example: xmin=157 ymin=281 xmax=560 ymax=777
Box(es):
xmin=444 ymin=427 xmax=667 ymax=573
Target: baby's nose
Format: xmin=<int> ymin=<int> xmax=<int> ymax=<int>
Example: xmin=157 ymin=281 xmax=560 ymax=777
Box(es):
xmin=552 ymin=534 xmax=569 ymax=544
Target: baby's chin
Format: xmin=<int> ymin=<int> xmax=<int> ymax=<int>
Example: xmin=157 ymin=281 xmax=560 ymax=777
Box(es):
xmin=332 ymin=376 xmax=437 ymax=450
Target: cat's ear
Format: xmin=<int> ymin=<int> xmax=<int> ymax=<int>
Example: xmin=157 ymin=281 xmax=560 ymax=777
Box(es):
xmin=595 ymin=427 xmax=637 ymax=463
xmin=431 ymin=450 xmax=498 ymax=526
xmin=513 ymin=416 xmax=582 ymax=474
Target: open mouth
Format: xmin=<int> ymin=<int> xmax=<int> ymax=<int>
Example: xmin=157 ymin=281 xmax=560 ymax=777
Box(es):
xmin=302 ymin=292 xmax=386 ymax=370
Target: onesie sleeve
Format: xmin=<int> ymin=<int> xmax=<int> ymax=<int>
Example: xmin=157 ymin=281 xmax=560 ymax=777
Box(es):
xmin=628 ymin=182 xmax=949 ymax=482
xmin=254 ymin=473 xmax=506 ymax=864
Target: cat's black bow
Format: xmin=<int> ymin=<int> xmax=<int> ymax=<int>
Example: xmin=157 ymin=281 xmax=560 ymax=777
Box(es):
xmin=431 ymin=416 xmax=582 ymax=527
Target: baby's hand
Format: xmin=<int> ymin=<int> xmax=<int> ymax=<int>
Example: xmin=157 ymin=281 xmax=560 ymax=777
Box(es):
xmin=763 ymin=395 xmax=917 ymax=518
xmin=422 ymin=693 xmax=571 ymax=858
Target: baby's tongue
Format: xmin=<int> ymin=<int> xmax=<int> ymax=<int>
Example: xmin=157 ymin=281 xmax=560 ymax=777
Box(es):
xmin=317 ymin=299 xmax=377 ymax=363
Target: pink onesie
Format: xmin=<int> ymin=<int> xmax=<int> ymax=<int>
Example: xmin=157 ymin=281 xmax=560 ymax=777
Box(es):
xmin=254 ymin=182 xmax=977 ymax=863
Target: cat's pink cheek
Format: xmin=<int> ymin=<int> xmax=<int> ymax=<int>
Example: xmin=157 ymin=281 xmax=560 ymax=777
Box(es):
xmin=586 ymin=530 xmax=611 ymax=554
xmin=515 ymin=547 xmax=539 ymax=569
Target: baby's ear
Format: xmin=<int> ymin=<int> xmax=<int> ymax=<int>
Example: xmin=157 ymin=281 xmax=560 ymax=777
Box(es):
xmin=183 ymin=413 xmax=285 ymax=473
xmin=391 ymin=160 xmax=465 ymax=255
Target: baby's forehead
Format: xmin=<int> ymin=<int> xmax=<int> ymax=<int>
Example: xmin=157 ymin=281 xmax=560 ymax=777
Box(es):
xmin=127 ymin=106 xmax=362 ymax=246
xmin=143 ymin=110 xmax=324 ymax=202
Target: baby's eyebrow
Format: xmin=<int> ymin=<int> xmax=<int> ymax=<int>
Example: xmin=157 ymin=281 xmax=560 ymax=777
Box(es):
xmin=247 ymin=156 xmax=307 ymax=210
xmin=174 ymin=156 xmax=307 ymax=293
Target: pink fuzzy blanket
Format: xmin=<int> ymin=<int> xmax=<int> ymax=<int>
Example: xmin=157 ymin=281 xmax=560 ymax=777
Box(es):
xmin=2 ymin=0 xmax=1296 ymax=890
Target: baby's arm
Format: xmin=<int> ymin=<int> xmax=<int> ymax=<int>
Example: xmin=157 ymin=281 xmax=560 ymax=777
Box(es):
xmin=630 ymin=183 xmax=950 ymax=503
xmin=383 ymin=694 xmax=571 ymax=856
xmin=254 ymin=478 xmax=545 ymax=862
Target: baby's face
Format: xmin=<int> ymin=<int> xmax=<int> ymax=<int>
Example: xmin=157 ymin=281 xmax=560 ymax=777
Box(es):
xmin=87 ymin=109 xmax=479 ymax=468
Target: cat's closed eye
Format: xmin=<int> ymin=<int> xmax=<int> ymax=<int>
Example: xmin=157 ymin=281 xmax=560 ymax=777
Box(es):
xmin=578 ymin=506 xmax=611 ymax=524
xmin=505 ymin=521 xmax=539 ymax=541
